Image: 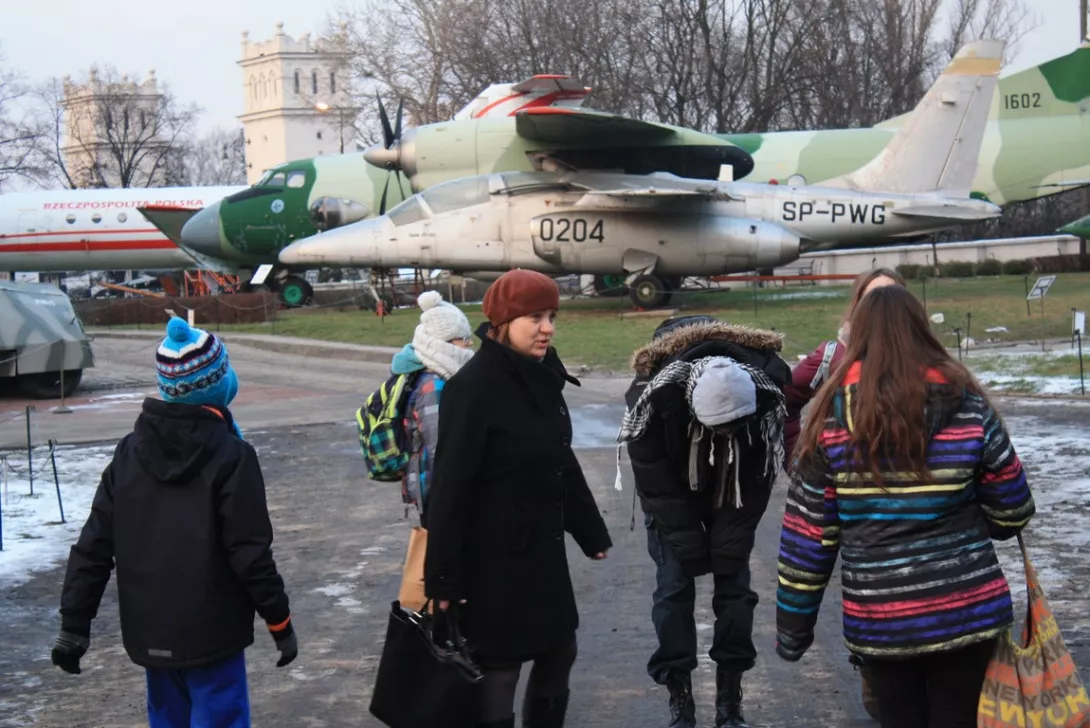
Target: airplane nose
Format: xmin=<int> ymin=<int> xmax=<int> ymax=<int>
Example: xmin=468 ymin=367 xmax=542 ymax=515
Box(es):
xmin=180 ymin=200 xmax=224 ymax=255
xmin=363 ymin=128 xmax=417 ymax=179
xmin=279 ymin=219 xmax=383 ymax=267
xmin=363 ymin=143 xmax=399 ymax=169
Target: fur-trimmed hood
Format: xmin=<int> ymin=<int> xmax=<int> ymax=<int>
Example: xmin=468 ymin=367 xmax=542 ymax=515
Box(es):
xmin=631 ymin=321 xmax=783 ymax=377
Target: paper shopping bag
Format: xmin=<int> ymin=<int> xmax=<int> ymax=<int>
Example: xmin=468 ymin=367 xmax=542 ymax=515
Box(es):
xmin=977 ymin=535 xmax=1090 ymax=727
xmin=397 ymin=526 xmax=428 ymax=613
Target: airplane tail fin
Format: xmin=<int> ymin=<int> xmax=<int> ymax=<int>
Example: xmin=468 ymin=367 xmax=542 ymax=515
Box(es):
xmin=876 ymin=35 xmax=1090 ymax=129
xmin=453 ymin=75 xmax=591 ymax=120
xmin=827 ymin=39 xmax=1004 ymax=195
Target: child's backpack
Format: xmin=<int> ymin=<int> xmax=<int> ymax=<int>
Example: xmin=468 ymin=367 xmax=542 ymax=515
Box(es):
xmin=355 ymin=371 xmax=421 ymax=482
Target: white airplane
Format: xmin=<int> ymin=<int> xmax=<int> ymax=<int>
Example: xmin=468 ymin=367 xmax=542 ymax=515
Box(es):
xmin=0 ymin=186 xmax=246 ymax=273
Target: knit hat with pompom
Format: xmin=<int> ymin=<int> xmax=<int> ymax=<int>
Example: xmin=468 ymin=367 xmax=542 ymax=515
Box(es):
xmin=412 ymin=291 xmax=474 ymax=379
xmin=156 ymin=317 xmax=239 ymax=407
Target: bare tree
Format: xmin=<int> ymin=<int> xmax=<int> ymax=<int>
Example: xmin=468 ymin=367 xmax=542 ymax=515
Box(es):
xmin=328 ymin=0 xmax=1036 ymax=144
xmin=177 ymin=126 xmax=248 ymax=186
xmin=942 ymin=0 xmax=1037 ymax=66
xmin=30 ymin=66 xmax=199 ymax=189
xmin=0 ymin=50 xmax=42 ymax=190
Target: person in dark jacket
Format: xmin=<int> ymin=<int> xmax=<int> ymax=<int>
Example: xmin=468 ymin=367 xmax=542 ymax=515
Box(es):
xmin=50 ymin=317 xmax=296 ymax=728
xmin=424 ymin=269 xmax=613 ymax=728
xmin=618 ymin=316 xmax=790 ymax=728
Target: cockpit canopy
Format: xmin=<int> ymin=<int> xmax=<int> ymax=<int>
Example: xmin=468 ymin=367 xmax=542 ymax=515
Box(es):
xmin=255 ymin=168 xmax=308 ymax=189
xmin=384 ymin=172 xmax=590 ymax=226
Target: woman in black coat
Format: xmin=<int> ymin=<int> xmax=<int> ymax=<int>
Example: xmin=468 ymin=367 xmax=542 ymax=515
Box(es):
xmin=424 ymin=269 xmax=613 ymax=728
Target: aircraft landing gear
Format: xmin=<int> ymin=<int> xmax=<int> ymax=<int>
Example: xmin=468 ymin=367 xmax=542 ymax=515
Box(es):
xmin=277 ymin=275 xmax=314 ymax=307
xmin=592 ymin=274 xmax=629 ymax=297
xmin=628 ymin=274 xmax=680 ymax=308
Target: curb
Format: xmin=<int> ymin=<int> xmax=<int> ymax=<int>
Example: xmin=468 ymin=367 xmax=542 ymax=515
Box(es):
xmin=87 ymin=329 xmax=399 ymax=365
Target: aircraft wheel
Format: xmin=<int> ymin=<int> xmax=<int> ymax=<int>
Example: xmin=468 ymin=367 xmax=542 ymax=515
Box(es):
xmin=280 ymin=277 xmax=314 ymax=307
xmin=629 ymin=274 xmax=668 ymax=308
xmin=18 ymin=369 xmax=83 ymax=399
xmin=592 ymin=274 xmax=629 ymax=297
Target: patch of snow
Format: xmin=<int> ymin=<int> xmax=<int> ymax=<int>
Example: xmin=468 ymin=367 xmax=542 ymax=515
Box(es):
xmin=973 ymin=372 xmax=1085 ymax=396
xmin=337 ymin=596 xmax=366 ymax=615
xmin=758 ymin=290 xmax=843 ymax=301
xmin=992 ymin=422 xmax=1090 ymax=612
xmin=0 ymin=444 xmax=114 ymax=590
xmin=313 ymin=582 xmax=353 ymax=598
xmin=986 ymin=326 xmax=1009 ymax=333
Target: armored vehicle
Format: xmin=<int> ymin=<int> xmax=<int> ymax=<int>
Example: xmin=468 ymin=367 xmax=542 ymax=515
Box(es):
xmin=0 ymin=280 xmax=94 ymax=399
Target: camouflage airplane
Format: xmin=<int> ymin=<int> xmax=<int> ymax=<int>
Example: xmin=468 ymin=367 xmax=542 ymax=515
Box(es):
xmin=156 ymin=93 xmax=753 ymax=305
xmin=277 ymin=41 xmax=1005 ymax=307
xmin=164 ymin=36 xmax=1090 ymax=302
xmin=1060 ymin=212 xmax=1090 ymax=239
xmin=725 ymin=35 xmax=1090 ymax=205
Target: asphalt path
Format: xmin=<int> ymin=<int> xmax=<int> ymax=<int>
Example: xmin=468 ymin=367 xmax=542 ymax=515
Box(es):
xmin=1 ymin=335 xmax=1087 ymax=727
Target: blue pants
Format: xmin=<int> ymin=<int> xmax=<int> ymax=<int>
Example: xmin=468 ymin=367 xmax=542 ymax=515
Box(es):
xmin=645 ymin=514 xmax=759 ymax=684
xmin=145 ymin=651 xmax=250 ymax=728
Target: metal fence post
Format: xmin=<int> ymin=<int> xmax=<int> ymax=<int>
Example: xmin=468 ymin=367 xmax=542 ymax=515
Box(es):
xmin=25 ymin=405 xmax=34 ymax=496
xmin=49 ymin=439 xmax=65 ymax=524
xmin=1078 ymin=331 xmax=1085 ymax=396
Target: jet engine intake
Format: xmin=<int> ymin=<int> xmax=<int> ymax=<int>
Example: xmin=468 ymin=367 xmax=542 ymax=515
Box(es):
xmin=308 ymin=197 xmax=371 ymax=232
xmin=710 ymin=217 xmax=801 ymax=270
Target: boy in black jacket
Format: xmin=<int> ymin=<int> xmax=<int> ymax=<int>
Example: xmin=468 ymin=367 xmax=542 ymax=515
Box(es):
xmin=51 ymin=317 xmax=296 ymax=728
xmin=618 ymin=316 xmax=789 ymax=728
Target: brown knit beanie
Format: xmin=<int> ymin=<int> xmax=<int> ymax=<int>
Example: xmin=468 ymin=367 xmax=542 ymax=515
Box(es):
xmin=482 ymin=269 xmax=560 ymax=326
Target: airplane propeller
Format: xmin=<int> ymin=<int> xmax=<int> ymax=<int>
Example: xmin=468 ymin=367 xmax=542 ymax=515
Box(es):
xmin=372 ymin=94 xmax=411 ymax=216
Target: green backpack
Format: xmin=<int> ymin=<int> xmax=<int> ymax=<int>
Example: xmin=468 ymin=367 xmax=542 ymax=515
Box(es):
xmin=355 ymin=371 xmax=421 ymax=482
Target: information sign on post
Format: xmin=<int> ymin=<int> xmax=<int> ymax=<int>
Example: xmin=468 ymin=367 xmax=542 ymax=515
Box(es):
xmin=1026 ymin=275 xmax=1056 ymax=301
xmin=1026 ymin=275 xmax=1057 ymax=351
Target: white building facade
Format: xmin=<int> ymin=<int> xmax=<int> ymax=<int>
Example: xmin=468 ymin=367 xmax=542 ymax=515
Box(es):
xmin=61 ymin=69 xmax=169 ymax=188
xmin=238 ymin=23 xmax=356 ymax=184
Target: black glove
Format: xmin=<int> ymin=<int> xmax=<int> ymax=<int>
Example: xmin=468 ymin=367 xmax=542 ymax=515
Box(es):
xmin=269 ymin=618 xmax=297 ymax=668
xmin=775 ymin=632 xmax=813 ymax=663
xmin=51 ymin=631 xmax=90 ymax=675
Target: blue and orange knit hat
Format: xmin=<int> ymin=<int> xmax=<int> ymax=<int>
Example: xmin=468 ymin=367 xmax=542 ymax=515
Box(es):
xmin=156 ymin=317 xmax=239 ymax=407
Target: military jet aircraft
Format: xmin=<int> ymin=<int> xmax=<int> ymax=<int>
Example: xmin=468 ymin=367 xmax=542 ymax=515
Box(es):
xmin=158 ymin=85 xmax=751 ymax=305
xmin=166 ymin=37 xmax=1090 ymax=303
xmin=277 ymin=41 xmax=1004 ymax=307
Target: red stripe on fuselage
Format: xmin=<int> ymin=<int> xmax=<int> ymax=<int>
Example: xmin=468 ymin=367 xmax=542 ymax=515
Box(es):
xmin=1 ymin=239 xmax=177 ymax=253
xmin=0 ymin=228 xmax=162 ymax=239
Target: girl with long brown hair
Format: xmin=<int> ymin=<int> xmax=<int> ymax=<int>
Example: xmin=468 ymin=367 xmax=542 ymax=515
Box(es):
xmin=782 ymin=267 xmax=905 ymax=471
xmin=773 ymin=285 xmax=1036 ymax=728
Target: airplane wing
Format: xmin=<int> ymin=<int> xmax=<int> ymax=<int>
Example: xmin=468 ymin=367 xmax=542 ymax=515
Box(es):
xmin=137 ymin=205 xmax=237 ymax=274
xmin=890 ymin=204 xmax=1001 ymax=221
xmin=572 ymin=184 xmax=742 ymax=209
xmin=137 ymin=205 xmax=199 ymax=245
xmin=515 ymin=107 xmax=676 ymax=144
xmin=1031 ymin=180 xmax=1090 ymax=189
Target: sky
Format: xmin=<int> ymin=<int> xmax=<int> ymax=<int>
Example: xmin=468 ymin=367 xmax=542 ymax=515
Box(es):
xmin=0 ymin=0 xmax=1083 ymax=136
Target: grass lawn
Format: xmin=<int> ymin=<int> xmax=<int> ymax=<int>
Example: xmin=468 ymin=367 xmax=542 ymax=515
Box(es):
xmin=220 ymin=273 xmax=1090 ymax=374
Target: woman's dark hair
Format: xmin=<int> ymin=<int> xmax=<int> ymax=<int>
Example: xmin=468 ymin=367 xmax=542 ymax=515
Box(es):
xmin=841 ymin=268 xmax=906 ymax=327
xmin=796 ymin=285 xmax=988 ymax=486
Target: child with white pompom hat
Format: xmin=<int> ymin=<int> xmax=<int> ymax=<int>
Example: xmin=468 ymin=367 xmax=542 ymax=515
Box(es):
xmin=389 ymin=290 xmax=475 ymax=515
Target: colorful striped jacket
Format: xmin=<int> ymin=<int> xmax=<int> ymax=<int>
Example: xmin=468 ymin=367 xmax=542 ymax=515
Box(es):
xmin=776 ymin=362 xmax=1035 ymax=660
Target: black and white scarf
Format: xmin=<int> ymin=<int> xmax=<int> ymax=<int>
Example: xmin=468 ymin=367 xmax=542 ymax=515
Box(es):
xmin=614 ymin=356 xmax=786 ymax=504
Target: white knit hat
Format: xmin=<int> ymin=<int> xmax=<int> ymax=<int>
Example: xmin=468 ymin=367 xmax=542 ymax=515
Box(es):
xmin=412 ymin=291 xmax=474 ymax=379
xmin=416 ymin=290 xmax=471 ymax=342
